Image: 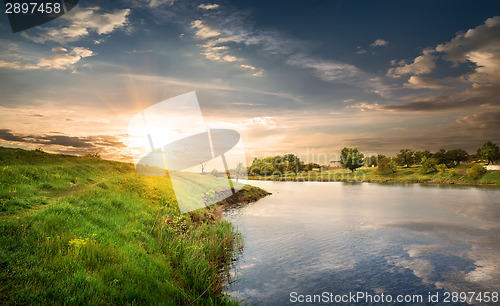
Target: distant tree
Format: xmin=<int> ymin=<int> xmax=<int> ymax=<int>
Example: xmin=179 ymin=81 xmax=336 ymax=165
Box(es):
xmin=249 ymin=158 xmax=266 ymax=176
xmin=340 ymin=147 xmax=365 ymax=172
xmin=365 ymin=154 xmax=380 ymax=167
xmin=477 ymin=141 xmax=500 ymax=165
xmin=84 ymin=152 xmax=101 ymax=159
xmin=396 ymin=149 xmax=415 ymax=168
xmin=414 ymin=150 xmax=431 ymax=164
xmin=432 ymin=149 xmax=447 ymax=165
xmin=261 ymin=164 xmax=274 ymax=176
xmin=200 ymin=163 xmax=207 ymax=174
xmin=378 ymin=156 xmax=397 ymax=174
xmin=303 ymin=163 xmax=320 ymax=171
xmin=419 ymin=156 xmax=438 ymax=174
xmin=444 ymin=148 xmax=469 ymax=167
xmin=234 ymin=162 xmax=246 ymax=181
xmin=284 ymin=153 xmax=303 ymax=174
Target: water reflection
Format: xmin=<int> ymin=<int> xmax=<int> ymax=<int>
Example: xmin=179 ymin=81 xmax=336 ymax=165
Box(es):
xmin=224 ymin=181 xmax=500 ymax=305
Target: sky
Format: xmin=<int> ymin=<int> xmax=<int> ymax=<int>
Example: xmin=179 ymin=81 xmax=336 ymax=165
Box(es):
xmin=1 ymin=0 xmax=500 ymax=164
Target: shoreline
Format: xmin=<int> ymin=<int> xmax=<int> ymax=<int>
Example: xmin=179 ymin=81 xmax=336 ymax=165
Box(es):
xmin=216 ymin=185 xmax=272 ymax=211
xmin=210 ymin=185 xmax=271 ymax=302
xmin=246 ymin=177 xmax=500 ymax=187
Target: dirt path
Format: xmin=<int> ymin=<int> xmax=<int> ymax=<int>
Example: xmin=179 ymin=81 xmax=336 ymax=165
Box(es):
xmin=2 ymin=177 xmax=114 ymax=220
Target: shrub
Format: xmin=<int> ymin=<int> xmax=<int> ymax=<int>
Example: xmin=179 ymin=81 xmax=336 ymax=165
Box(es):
xmin=84 ymin=153 xmax=101 ymax=159
xmin=466 ymin=163 xmax=487 ymax=180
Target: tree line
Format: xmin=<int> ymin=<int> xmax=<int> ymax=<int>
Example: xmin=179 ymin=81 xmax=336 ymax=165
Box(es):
xmin=247 ymin=141 xmax=499 ymax=176
xmin=372 ymin=141 xmax=499 ymax=174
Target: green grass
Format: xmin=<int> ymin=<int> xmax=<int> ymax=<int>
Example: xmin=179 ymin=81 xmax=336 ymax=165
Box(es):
xmin=479 ymin=169 xmax=500 ymax=184
xmin=249 ymin=163 xmax=500 ymax=186
xmin=0 ymin=146 xmax=266 ymax=304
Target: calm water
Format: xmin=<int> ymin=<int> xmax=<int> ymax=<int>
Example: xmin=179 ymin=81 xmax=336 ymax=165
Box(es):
xmin=224 ymin=181 xmax=500 ymax=305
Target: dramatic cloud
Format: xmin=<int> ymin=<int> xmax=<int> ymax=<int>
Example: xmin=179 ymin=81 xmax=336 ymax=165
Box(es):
xmin=389 ymin=16 xmax=500 ymax=83
xmin=37 ymin=47 xmax=94 ymax=70
xmin=436 ymin=16 xmax=500 ymax=86
xmin=455 ymin=111 xmax=500 ymax=131
xmin=21 ymin=7 xmax=130 ymax=43
xmin=387 ymin=49 xmax=436 ymax=77
xmin=404 ymin=76 xmax=443 ymax=89
xmin=0 ymin=129 xmax=126 ymax=149
xmin=370 ymin=38 xmax=389 ymax=47
xmin=383 ymin=84 xmax=500 ymax=111
xmin=189 ymin=12 xmax=383 ymax=89
xmin=385 ymin=16 xmax=500 ymax=112
xmin=0 ymin=129 xmax=25 ymax=142
xmin=0 ymin=47 xmax=94 ymax=71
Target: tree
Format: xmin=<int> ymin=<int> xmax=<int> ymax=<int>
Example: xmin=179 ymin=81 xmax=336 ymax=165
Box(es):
xmin=419 ymin=156 xmax=438 ymax=174
xmin=303 ymin=163 xmax=320 ymax=171
xmin=261 ymin=164 xmax=274 ymax=176
xmin=378 ymin=156 xmax=397 ymax=174
xmin=477 ymin=141 xmax=500 ymax=165
xmin=284 ymin=153 xmax=303 ymax=174
xmin=414 ymin=150 xmax=431 ymax=164
xmin=444 ymin=148 xmax=469 ymax=167
xmin=234 ymin=162 xmax=246 ymax=181
xmin=200 ymin=163 xmax=207 ymax=174
xmin=365 ymin=154 xmax=381 ymax=167
xmin=340 ymin=147 xmax=365 ymax=172
xmin=85 ymin=152 xmax=101 ymax=159
xmin=432 ymin=149 xmax=447 ymax=165
xmin=396 ymin=149 xmax=415 ymax=168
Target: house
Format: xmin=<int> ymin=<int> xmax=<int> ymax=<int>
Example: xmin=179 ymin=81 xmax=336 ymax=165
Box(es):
xmin=328 ymin=160 xmax=342 ymax=170
xmin=485 ymin=165 xmax=500 ymax=170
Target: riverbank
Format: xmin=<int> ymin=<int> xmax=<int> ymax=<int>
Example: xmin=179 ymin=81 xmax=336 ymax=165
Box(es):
xmin=248 ymin=163 xmax=500 ymax=187
xmin=0 ymin=146 xmax=268 ymax=304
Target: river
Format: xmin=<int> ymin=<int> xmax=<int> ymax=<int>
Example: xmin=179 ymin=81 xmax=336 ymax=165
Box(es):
xmin=224 ymin=181 xmax=500 ymax=305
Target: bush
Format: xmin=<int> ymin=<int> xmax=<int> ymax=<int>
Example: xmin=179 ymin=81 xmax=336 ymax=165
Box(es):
xmin=84 ymin=153 xmax=101 ymax=159
xmin=466 ymin=163 xmax=487 ymax=180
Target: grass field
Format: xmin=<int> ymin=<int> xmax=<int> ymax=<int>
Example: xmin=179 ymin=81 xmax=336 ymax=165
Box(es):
xmin=0 ymin=146 xmax=267 ymax=304
xmin=249 ymin=163 xmax=500 ymax=186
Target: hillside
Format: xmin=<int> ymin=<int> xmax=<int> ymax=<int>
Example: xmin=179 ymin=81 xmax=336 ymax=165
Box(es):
xmin=0 ymin=146 xmax=268 ymax=304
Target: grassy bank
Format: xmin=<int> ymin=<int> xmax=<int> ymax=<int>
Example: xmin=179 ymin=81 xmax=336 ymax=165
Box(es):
xmin=249 ymin=163 xmax=500 ymax=186
xmin=0 ymin=146 xmax=268 ymax=304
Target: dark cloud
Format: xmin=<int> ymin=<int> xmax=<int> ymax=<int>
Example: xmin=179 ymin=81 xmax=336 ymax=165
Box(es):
xmin=383 ymin=85 xmax=500 ymax=112
xmin=0 ymin=129 xmax=126 ymax=150
xmin=0 ymin=129 xmax=25 ymax=142
xmin=455 ymin=111 xmax=500 ymax=130
xmin=29 ymin=135 xmax=94 ymax=148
